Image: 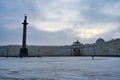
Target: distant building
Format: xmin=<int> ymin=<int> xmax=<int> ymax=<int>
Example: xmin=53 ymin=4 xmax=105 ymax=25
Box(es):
xmin=0 ymin=38 xmax=120 ymax=57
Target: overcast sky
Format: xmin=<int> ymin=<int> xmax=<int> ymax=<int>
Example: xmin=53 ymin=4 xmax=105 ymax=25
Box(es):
xmin=0 ymin=0 xmax=120 ymax=45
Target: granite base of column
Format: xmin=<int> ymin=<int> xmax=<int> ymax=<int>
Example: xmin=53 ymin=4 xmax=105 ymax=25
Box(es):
xmin=19 ymin=48 xmax=28 ymax=57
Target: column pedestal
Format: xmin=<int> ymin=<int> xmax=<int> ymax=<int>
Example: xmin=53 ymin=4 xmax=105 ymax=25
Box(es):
xmin=19 ymin=48 xmax=28 ymax=57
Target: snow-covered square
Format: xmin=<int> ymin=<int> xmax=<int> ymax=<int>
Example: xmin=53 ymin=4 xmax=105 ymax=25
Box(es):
xmin=0 ymin=57 xmax=120 ymax=80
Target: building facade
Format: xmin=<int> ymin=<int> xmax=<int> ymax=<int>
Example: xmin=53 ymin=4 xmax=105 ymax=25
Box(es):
xmin=0 ymin=38 xmax=120 ymax=57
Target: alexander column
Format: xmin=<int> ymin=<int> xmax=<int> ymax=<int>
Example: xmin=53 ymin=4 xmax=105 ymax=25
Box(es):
xmin=19 ymin=15 xmax=28 ymax=57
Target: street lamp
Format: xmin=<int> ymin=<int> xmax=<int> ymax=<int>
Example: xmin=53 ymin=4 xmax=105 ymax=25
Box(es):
xmin=6 ymin=49 xmax=9 ymax=58
xmin=38 ymin=48 xmax=40 ymax=57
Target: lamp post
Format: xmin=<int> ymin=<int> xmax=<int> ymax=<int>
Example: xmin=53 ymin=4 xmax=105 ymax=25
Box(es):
xmin=6 ymin=49 xmax=9 ymax=58
xmin=94 ymin=44 xmax=96 ymax=56
xmin=38 ymin=48 xmax=40 ymax=57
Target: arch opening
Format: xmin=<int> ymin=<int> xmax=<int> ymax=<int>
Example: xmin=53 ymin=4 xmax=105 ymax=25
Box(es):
xmin=73 ymin=48 xmax=81 ymax=56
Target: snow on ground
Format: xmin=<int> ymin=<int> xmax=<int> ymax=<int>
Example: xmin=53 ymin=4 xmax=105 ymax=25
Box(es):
xmin=0 ymin=57 xmax=120 ymax=80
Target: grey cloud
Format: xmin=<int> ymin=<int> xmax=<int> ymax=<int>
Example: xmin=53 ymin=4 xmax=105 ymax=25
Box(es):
xmin=27 ymin=26 xmax=77 ymax=45
xmin=79 ymin=0 xmax=120 ymax=24
xmin=0 ymin=0 xmax=120 ymax=45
